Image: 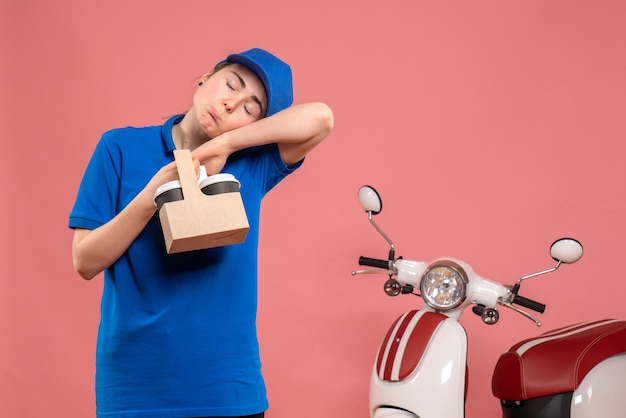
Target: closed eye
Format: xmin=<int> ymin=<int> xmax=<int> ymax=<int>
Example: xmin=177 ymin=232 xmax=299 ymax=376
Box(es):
xmin=230 ymin=71 xmax=265 ymax=116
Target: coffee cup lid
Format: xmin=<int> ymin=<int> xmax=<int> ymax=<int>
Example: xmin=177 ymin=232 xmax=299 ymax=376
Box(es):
xmin=199 ymin=173 xmax=240 ymax=189
xmin=153 ymin=180 xmax=182 ymax=202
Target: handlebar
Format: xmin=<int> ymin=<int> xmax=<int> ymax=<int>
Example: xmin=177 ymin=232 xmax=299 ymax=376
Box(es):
xmin=359 ymin=256 xmax=390 ymax=270
xmin=358 ymin=255 xmax=547 ymax=318
xmin=512 ymin=294 xmax=546 ymax=314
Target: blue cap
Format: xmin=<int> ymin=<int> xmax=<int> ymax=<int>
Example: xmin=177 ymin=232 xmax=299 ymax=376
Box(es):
xmin=220 ymin=48 xmax=293 ymax=117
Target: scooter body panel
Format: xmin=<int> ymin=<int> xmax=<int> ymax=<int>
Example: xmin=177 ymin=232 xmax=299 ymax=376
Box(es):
xmin=570 ymin=353 xmax=626 ymax=418
xmin=373 ymin=408 xmax=419 ymax=417
xmin=370 ymin=310 xmax=467 ymax=418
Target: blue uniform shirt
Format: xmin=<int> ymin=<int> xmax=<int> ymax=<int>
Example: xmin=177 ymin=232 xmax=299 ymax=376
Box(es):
xmin=69 ymin=115 xmax=301 ymax=417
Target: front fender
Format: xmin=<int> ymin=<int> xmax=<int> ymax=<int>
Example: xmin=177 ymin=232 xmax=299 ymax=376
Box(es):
xmin=373 ymin=407 xmax=418 ymax=417
xmin=370 ymin=310 xmax=468 ymax=418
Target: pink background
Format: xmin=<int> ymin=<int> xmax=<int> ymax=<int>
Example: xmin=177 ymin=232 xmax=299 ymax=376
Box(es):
xmin=2 ymin=1 xmax=625 ymax=417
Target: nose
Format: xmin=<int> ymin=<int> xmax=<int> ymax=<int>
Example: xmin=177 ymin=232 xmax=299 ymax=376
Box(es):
xmin=222 ymin=96 xmax=243 ymax=113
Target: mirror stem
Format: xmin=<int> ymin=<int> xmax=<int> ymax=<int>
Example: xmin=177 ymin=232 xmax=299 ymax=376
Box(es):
xmin=515 ymin=260 xmax=562 ymax=287
xmin=368 ymin=212 xmax=395 ymax=255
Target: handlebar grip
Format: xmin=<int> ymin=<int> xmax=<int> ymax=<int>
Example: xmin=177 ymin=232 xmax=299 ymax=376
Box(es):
xmin=513 ymin=295 xmax=546 ymax=314
xmin=358 ymin=256 xmax=390 ymax=269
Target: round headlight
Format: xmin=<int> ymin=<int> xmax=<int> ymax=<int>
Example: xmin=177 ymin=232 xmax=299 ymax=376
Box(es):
xmin=420 ymin=261 xmax=469 ymax=311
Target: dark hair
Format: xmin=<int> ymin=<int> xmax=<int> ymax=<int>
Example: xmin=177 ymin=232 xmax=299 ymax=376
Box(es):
xmin=213 ymin=61 xmax=233 ymax=72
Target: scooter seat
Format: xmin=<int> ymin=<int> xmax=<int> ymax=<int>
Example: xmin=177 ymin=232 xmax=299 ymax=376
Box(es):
xmin=492 ymin=319 xmax=626 ymax=401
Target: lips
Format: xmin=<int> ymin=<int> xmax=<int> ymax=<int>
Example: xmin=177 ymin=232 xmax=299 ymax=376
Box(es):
xmin=210 ymin=106 xmax=222 ymax=122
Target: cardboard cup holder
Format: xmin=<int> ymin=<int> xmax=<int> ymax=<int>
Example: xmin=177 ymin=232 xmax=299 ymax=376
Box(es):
xmin=155 ymin=150 xmax=249 ymax=254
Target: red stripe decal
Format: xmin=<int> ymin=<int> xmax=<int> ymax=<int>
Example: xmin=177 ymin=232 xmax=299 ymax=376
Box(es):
xmin=382 ymin=311 xmax=419 ymax=380
xmin=399 ymin=312 xmax=447 ymax=380
xmin=376 ymin=314 xmax=404 ymax=376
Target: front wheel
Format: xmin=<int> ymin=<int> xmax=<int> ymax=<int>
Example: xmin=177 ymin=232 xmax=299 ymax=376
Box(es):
xmin=373 ymin=407 xmax=418 ymax=417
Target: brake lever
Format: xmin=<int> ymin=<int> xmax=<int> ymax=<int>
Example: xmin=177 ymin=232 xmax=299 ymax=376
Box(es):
xmin=351 ymin=269 xmax=394 ymax=276
xmin=498 ymin=299 xmax=542 ymax=327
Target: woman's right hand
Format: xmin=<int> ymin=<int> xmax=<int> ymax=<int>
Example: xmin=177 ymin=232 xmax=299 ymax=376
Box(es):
xmin=144 ymin=156 xmax=201 ymax=203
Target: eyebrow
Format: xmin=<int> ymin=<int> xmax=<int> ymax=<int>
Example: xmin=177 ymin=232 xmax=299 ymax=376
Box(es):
xmin=231 ymin=71 xmax=265 ymax=116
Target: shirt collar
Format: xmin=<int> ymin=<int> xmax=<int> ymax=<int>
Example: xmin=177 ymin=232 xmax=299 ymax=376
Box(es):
xmin=161 ymin=114 xmax=185 ymax=156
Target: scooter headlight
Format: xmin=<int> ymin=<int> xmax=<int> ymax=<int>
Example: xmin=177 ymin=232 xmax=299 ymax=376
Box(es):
xmin=420 ymin=261 xmax=469 ymax=311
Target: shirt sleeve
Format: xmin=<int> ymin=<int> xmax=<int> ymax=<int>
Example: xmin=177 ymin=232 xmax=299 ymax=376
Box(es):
xmin=230 ymin=143 xmax=303 ymax=196
xmin=68 ymin=132 xmax=121 ymax=230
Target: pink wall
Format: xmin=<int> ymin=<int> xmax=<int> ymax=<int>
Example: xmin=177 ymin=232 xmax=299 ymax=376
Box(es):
xmin=2 ymin=1 xmax=625 ymax=417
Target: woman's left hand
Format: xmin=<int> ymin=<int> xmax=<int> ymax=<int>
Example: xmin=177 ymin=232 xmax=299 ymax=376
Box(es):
xmin=191 ymin=136 xmax=230 ymax=175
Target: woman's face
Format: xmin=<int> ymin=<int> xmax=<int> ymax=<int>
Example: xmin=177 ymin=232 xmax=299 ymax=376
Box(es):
xmin=192 ymin=63 xmax=268 ymax=138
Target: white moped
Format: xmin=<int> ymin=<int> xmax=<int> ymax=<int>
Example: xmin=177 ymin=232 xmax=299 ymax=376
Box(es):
xmin=352 ymin=185 xmax=626 ymax=418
